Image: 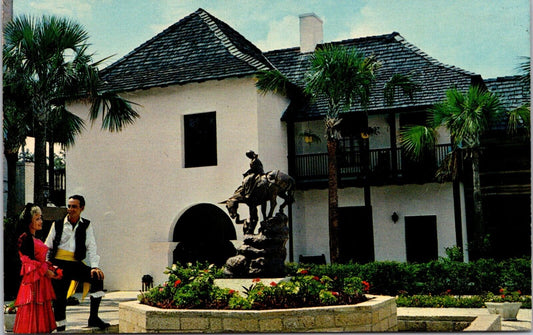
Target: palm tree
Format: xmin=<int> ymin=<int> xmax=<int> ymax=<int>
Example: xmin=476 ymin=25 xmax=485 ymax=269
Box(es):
xmin=257 ymin=44 xmax=380 ymax=263
xmin=401 ymin=85 xmax=502 ymax=244
xmin=507 ymin=56 xmax=530 ymax=136
xmin=305 ymin=45 xmax=381 ymax=263
xmin=3 ymin=15 xmax=139 ymax=207
xmin=3 ymin=50 xmax=33 ymax=218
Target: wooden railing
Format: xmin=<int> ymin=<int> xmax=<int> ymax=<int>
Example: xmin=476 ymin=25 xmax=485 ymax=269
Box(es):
xmin=293 ymin=144 xmax=453 ymax=185
xmin=50 ymin=168 xmax=66 ymax=206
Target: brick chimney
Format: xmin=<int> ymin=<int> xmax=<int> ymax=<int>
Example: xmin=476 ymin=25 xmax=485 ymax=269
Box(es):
xmin=299 ymin=13 xmax=323 ymax=53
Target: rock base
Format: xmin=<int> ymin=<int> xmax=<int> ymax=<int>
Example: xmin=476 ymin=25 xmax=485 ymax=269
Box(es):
xmin=224 ymin=213 xmax=289 ymax=277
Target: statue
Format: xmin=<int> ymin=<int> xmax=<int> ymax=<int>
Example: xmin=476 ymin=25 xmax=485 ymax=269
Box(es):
xmin=220 ymin=151 xmax=295 ymax=235
xmin=221 ymin=151 xmax=295 ymax=277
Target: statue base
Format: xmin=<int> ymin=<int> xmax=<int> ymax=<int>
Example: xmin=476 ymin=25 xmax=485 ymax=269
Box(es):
xmin=224 ymin=213 xmax=289 ymax=278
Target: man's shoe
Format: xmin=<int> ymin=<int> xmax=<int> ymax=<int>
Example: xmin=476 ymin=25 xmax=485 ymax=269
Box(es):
xmin=56 ymin=325 xmax=66 ymax=332
xmin=88 ymin=317 xmax=110 ymax=330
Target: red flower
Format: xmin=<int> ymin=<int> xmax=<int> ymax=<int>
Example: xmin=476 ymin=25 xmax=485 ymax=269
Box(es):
xmin=499 ymin=288 xmax=505 ymax=294
xmin=270 ymin=281 xmax=277 ymax=286
xmin=501 ymin=295 xmax=506 ymax=299
xmin=313 ymin=276 xmax=320 ymax=281
xmin=174 ymin=279 xmax=181 ymax=287
xmin=362 ymin=281 xmax=371 ymax=292
xmin=517 ymin=290 xmax=522 ymax=295
xmin=229 ymin=289 xmax=235 ymax=294
xmin=252 ymin=278 xmax=261 ymax=283
xmin=299 ymin=269 xmax=309 ymax=275
xmin=331 ymin=291 xmax=339 ymax=296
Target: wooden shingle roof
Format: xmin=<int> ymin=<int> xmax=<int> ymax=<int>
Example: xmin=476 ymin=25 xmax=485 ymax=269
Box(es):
xmin=265 ymin=32 xmax=483 ymax=120
xmin=484 ymin=75 xmax=530 ymax=110
xmin=484 ymin=75 xmax=530 ymax=131
xmin=101 ymin=9 xmax=485 ymax=122
xmin=99 ymin=8 xmax=274 ymax=92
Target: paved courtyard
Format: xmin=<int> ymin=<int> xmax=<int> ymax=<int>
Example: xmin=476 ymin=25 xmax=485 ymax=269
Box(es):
xmin=4 ymin=290 xmax=532 ymax=333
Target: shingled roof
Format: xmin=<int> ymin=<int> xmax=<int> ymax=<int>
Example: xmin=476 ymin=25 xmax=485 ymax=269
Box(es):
xmin=484 ymin=75 xmax=530 ymax=131
xmin=99 ymin=8 xmax=274 ymax=92
xmin=265 ymin=32 xmax=483 ymax=121
xmin=101 ymin=9 xmax=484 ymax=121
xmin=484 ymin=75 xmax=530 ymax=110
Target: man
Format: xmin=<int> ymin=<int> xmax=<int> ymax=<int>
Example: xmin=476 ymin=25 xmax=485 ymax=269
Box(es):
xmin=242 ymin=150 xmax=264 ymax=198
xmin=45 ymin=195 xmax=109 ymax=331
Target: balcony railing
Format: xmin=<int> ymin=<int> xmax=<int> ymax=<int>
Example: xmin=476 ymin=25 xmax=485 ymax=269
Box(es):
xmin=293 ymin=144 xmax=453 ymax=185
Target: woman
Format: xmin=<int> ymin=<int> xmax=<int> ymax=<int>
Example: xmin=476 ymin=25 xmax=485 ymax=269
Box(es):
xmin=13 ymin=203 xmax=61 ymax=333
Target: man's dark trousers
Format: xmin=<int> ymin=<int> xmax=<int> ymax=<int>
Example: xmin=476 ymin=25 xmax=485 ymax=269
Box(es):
xmin=51 ymin=259 xmax=104 ymax=323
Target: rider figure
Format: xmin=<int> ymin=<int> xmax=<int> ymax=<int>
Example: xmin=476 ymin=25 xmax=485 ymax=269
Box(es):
xmin=243 ymin=150 xmax=264 ymax=199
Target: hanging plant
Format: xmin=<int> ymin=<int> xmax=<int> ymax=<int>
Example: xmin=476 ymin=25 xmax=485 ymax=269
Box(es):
xmin=298 ymin=129 xmax=322 ymax=144
xmin=360 ymin=126 xmax=380 ymax=139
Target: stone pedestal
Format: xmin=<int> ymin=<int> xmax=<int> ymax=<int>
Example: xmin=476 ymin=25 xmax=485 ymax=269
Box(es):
xmin=224 ymin=213 xmax=289 ymax=278
xmin=485 ymin=302 xmax=522 ymax=321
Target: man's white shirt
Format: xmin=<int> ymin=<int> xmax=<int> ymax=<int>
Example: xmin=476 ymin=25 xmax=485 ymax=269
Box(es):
xmin=45 ymin=217 xmax=100 ymax=268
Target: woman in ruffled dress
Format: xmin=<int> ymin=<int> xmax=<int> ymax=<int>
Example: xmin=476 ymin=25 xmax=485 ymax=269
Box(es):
xmin=13 ymin=203 xmax=62 ymax=333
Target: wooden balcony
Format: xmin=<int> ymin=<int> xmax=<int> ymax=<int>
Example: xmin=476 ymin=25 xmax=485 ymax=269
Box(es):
xmin=293 ymin=144 xmax=453 ymax=188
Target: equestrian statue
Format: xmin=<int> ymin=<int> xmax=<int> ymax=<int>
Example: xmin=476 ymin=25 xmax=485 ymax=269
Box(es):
xmin=220 ymin=151 xmax=295 ymax=234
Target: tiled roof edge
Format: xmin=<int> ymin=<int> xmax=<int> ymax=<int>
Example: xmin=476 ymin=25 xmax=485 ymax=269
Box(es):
xmin=101 ymin=10 xmax=199 ymax=75
xmin=484 ymin=75 xmax=525 ymax=83
xmin=198 ymin=9 xmax=273 ymax=71
xmin=391 ymin=33 xmax=477 ymax=76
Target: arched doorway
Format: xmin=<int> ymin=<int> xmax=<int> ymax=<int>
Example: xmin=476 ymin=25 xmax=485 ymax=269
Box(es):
xmin=172 ymin=203 xmax=237 ymax=266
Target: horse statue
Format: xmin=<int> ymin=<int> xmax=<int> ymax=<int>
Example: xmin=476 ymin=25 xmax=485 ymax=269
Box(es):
xmin=220 ymin=170 xmax=295 ymax=234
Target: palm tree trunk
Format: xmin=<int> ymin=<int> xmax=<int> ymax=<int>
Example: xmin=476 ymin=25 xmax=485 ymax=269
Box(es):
xmin=361 ymin=112 xmax=371 ymax=207
xmin=48 ymin=136 xmax=55 ymax=205
xmin=327 ymin=138 xmax=340 ymax=263
xmin=5 ymin=151 xmax=19 ymax=219
xmin=33 ymin=120 xmax=47 ymax=207
xmin=471 ymin=150 xmax=484 ymax=236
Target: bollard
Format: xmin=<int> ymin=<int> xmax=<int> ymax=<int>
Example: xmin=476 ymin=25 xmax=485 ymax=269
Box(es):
xmin=141 ymin=274 xmax=153 ymax=291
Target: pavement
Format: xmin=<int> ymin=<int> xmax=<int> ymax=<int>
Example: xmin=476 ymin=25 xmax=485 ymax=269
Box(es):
xmin=4 ymin=291 xmax=532 ymax=333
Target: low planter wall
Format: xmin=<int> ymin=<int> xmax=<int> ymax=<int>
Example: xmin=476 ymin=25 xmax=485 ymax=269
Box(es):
xmin=119 ymin=295 xmax=397 ymax=333
xmin=398 ymin=314 xmax=501 ymax=332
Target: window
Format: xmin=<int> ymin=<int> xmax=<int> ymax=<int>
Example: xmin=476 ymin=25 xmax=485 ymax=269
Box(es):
xmin=184 ymin=112 xmax=217 ymax=168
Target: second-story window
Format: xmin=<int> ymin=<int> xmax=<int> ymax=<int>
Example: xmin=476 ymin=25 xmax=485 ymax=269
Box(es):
xmin=184 ymin=112 xmax=217 ymax=168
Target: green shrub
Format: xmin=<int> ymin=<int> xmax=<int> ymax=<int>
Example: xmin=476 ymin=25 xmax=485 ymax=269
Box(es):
xmin=286 ymin=257 xmax=531 ymax=296
xmin=396 ymin=294 xmax=485 ymax=308
xmin=140 ymin=263 xmax=369 ymax=310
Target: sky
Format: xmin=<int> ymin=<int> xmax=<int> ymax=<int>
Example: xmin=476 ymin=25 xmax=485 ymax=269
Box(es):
xmin=11 ymin=0 xmax=531 ymax=79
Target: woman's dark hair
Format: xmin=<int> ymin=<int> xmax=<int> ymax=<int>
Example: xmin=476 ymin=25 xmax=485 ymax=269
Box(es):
xmin=17 ymin=203 xmax=40 ymax=259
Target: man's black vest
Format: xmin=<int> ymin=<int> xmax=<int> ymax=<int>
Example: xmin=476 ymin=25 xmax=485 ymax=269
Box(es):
xmin=49 ymin=218 xmax=91 ymax=261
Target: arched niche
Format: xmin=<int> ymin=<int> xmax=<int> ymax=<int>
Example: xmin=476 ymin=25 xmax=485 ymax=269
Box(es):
xmin=171 ymin=203 xmax=236 ymax=266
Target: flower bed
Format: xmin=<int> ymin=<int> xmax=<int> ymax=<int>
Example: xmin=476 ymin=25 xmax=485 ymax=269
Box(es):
xmin=138 ymin=263 xmax=371 ymax=310
xmin=119 ymin=295 xmax=397 ymax=333
xmin=124 ymin=263 xmax=397 ymax=332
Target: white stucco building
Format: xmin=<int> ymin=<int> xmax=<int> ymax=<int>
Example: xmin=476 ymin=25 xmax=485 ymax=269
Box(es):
xmin=65 ymin=9 xmax=483 ymax=290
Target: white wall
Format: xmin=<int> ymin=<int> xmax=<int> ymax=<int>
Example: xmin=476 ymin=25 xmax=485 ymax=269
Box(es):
xmin=65 ymin=77 xmax=289 ymax=289
xmin=291 ymin=182 xmax=457 ymax=262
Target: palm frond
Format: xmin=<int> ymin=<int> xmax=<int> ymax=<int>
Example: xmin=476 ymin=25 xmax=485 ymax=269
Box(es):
xmin=507 ymin=103 xmax=530 ymax=136
xmin=433 ymin=86 xmax=501 ymax=149
xmin=384 ymin=72 xmax=421 ymax=106
xmin=304 ymin=44 xmax=379 ymax=116
xmin=435 ymin=149 xmax=460 ymax=182
xmin=516 ymin=56 xmax=530 ymax=84
xmin=90 ymin=93 xmax=141 ymax=132
xmin=255 ymin=70 xmax=291 ymax=96
xmin=48 ymin=105 xmax=86 ymax=147
xmin=399 ymin=125 xmax=436 ymax=160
